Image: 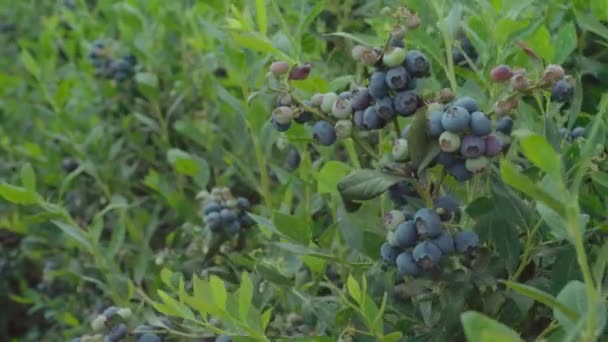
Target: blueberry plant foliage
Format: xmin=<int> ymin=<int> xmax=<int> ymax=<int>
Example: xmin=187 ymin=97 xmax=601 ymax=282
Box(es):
xmin=1 ymin=0 xmax=608 ymax=341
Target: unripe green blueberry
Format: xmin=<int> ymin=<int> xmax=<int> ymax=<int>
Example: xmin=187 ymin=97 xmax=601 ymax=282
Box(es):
xmin=116 ymin=308 xmax=132 ymax=319
xmin=438 ymin=131 xmax=461 ymax=152
xmin=427 ymin=102 xmax=445 ymax=113
xmin=91 ymin=315 xmax=106 ymax=332
xmin=384 ymin=209 xmax=406 ymax=231
xmin=382 ymin=47 xmax=407 ymax=67
xmin=320 ymin=92 xmax=338 ymax=113
xmin=392 ymin=138 xmax=409 ymax=161
xmin=331 ymin=98 xmax=353 ymax=119
xmin=465 ymin=156 xmax=489 ymax=174
xmin=334 ymin=120 xmax=353 ymax=139
xmin=351 ymin=45 xmax=367 ymax=61
xmin=272 ymin=106 xmax=293 ymax=125
xmin=310 ymin=93 xmax=324 ymax=107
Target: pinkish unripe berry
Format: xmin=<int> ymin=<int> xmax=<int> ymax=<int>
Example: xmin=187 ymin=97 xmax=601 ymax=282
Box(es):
xmin=542 ymin=64 xmax=565 ymax=86
xmin=510 ymin=73 xmax=531 ymax=91
xmin=288 ymin=63 xmax=312 ymax=80
xmin=490 ymin=65 xmax=513 ymax=83
xmin=270 ymin=61 xmax=290 ymax=76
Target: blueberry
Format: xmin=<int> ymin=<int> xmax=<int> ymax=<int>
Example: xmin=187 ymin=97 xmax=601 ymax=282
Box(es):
xmin=288 ymin=63 xmax=311 ymax=80
xmin=271 ymin=117 xmax=291 ymax=132
xmin=295 ymin=107 xmax=314 ymax=124
xmin=490 ymin=65 xmax=514 ymax=83
xmin=215 ymin=336 xmax=232 ymax=342
xmin=542 ymin=64 xmax=565 ymax=85
xmin=62 ymin=158 xmax=79 ymax=173
xmin=394 ymin=220 xmax=418 ymax=248
xmin=404 ymin=50 xmax=430 ymax=78
xmin=373 ymin=97 xmax=393 ymax=120
xmin=137 ymin=333 xmax=162 ymax=342
xmin=389 ymin=37 xmax=405 ymax=48
xmin=448 ymin=161 xmax=473 ymax=181
xmin=388 ymin=182 xmax=416 ymax=206
xmin=453 ymin=38 xmax=477 ymax=65
xmin=239 ymin=213 xmax=256 ymax=228
xmin=334 ymin=120 xmax=353 ymax=139
xmin=339 ymin=91 xmax=353 ymax=100
xmin=226 ymin=221 xmax=241 ymax=234
xmin=369 ymin=71 xmax=388 ymax=99
xmin=439 ymin=131 xmax=461 ymax=153
xmin=412 ymin=241 xmax=443 ymax=269
xmin=433 ymin=196 xmax=460 ymax=222
xmin=385 ymin=66 xmax=409 ymax=90
xmin=384 ymin=210 xmax=406 ymax=231
xmin=453 ymin=96 xmax=479 ymax=114
xmin=454 ymin=231 xmax=480 ymax=253
xmin=320 ymin=92 xmax=338 ymax=113
xmin=405 ymin=77 xmax=418 ymax=91
xmin=351 ymin=88 xmax=372 ymax=111
xmin=414 ymin=208 xmax=442 ymax=238
xmin=276 ymin=93 xmax=292 ymax=107
xmin=427 ymin=111 xmax=444 ymax=137
xmin=430 ymin=231 xmax=455 ymax=254
xmin=270 ymin=61 xmax=290 ymax=76
xmin=381 ymin=242 xmax=401 ymax=265
xmin=353 ymin=110 xmax=365 ymax=128
xmin=393 ymin=91 xmax=420 ymax=117
xmin=460 ymin=135 xmax=486 ymax=158
xmin=395 ymin=251 xmax=421 ymax=276
xmin=351 ymin=45 xmax=367 ymax=61
xmin=436 ymin=151 xmax=459 ymax=167
xmin=401 ymin=124 xmax=411 ymax=139
xmin=382 ymin=47 xmax=407 ymax=67
xmin=470 ymin=112 xmax=491 ymax=136
xmin=310 ymin=93 xmax=324 ymax=107
xmin=392 ymin=138 xmax=409 ymax=161
xmin=442 ymin=106 xmax=471 ymax=133
xmin=495 ymin=117 xmax=514 ymax=135
xmin=313 ymin=121 xmax=337 ymax=146
xmin=559 ymin=127 xmax=570 ymax=139
xmin=362 ymin=106 xmax=385 ymax=130
xmin=102 ymin=306 xmax=119 ymax=318
xmin=551 ymin=79 xmax=574 ymax=103
xmin=484 ymin=134 xmax=503 ymax=157
xmin=571 ymin=126 xmax=585 ymax=139
xmin=105 ymin=323 xmax=128 ymax=342
xmin=220 ymin=208 xmax=237 ymax=222
xmin=272 ymin=106 xmax=293 ymax=125
xmin=331 ymin=97 xmax=353 ymax=119
xmin=465 ymin=156 xmax=489 ymax=174
xmin=203 ymin=201 xmax=222 ymax=215
xmin=285 ymin=147 xmax=301 ymax=171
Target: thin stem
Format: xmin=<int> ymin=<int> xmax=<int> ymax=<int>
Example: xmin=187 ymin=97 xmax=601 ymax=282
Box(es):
xmin=351 ymin=133 xmax=380 ymax=161
xmin=510 ymin=218 xmax=543 ymax=282
xmin=392 ymin=117 xmax=401 ymax=137
xmin=535 ymin=321 xmax=558 ymax=341
xmin=430 ymin=0 xmax=457 ymax=92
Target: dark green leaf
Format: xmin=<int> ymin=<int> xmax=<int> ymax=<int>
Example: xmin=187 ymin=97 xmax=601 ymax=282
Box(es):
xmin=461 ymin=311 xmax=522 ymax=342
xmin=337 ymin=169 xmax=402 ymax=201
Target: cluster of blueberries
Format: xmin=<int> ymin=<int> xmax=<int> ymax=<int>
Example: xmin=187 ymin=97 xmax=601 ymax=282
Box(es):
xmin=404 ymin=96 xmax=511 ymax=181
xmin=267 ymin=40 xmax=431 ymax=147
xmin=201 ymin=187 xmax=255 ymax=235
xmin=87 ymin=39 xmax=137 ymax=82
xmin=73 ymin=306 xmax=161 ymax=342
xmin=560 ymin=126 xmax=586 ymax=141
xmin=380 ymin=196 xmax=480 ymax=277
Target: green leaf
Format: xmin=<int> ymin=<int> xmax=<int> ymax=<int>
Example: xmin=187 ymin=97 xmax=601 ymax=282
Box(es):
xmin=273 ymin=211 xmax=311 ymax=244
xmin=255 ymin=263 xmax=291 ymax=286
xmin=209 ymin=275 xmax=227 ymax=309
xmin=231 ymin=33 xmax=293 ymax=62
xmin=461 ymin=311 xmax=523 ymax=342
xmin=0 ymin=183 xmax=38 ymax=204
xmin=408 ymin=109 xmax=439 ymax=170
xmin=20 ymin=163 xmax=36 ymax=193
xmin=383 ymin=332 xmax=403 ymax=342
xmin=20 ymin=49 xmax=40 ymax=79
xmin=156 ymin=290 xmax=195 ymax=320
xmin=336 ymin=203 xmax=385 ymax=259
xmin=254 ymin=0 xmax=267 ymax=36
xmin=315 ymin=161 xmax=351 ymax=194
xmin=553 ymin=22 xmax=577 ymax=64
xmin=238 ymin=272 xmax=253 ymax=320
xmin=51 ymin=220 xmax=92 ymax=252
xmin=525 ymin=25 xmax=553 ymax=61
xmin=514 ymin=131 xmax=560 ymax=175
xmin=323 ymin=32 xmax=376 ymax=46
xmin=135 ymin=72 xmax=159 ymax=99
xmin=337 ymin=169 xmax=402 ymax=201
xmin=503 ymin=281 xmax=579 ymax=321
xmin=554 ymin=281 xmax=607 ymax=336
xmin=346 ymin=275 xmax=362 ymax=305
xmin=575 ymin=11 xmax=608 ymax=41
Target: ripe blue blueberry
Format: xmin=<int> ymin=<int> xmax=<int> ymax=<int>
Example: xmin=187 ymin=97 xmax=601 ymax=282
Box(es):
xmin=439 ymin=131 xmax=461 ymax=153
xmin=137 ymin=333 xmax=162 ymax=342
xmin=470 ymin=112 xmax=492 ymax=136
xmin=404 ymin=50 xmax=430 ymax=78
xmin=375 ymin=97 xmax=396 ymax=120
xmin=369 ymin=71 xmax=388 ymax=99
xmin=363 ymin=106 xmax=385 ymax=130
xmin=454 ymin=231 xmax=480 ymax=253
xmin=295 ymin=103 xmax=314 ymax=124
xmin=271 ymin=117 xmax=291 ymax=132
xmin=412 ymin=241 xmax=443 ymax=269
xmin=381 ymin=242 xmax=401 ymax=265
xmin=448 ymin=161 xmax=473 ymax=181
xmin=239 ymin=213 xmax=256 ymax=228
xmin=237 ymin=197 xmax=250 ymax=210
xmin=384 ymin=209 xmax=406 ymax=231
xmin=436 ymin=151 xmax=459 ymax=167
xmin=339 ymin=91 xmax=353 ymax=100
xmin=484 ymin=135 xmax=503 ymax=157
xmin=427 ymin=111 xmax=444 ymax=137
xmin=313 ymin=121 xmax=337 ymax=146
xmin=453 ymin=96 xmax=479 ymax=114
xmin=441 ymin=106 xmax=471 ymax=133
xmin=350 ymin=88 xmax=372 ymax=111
xmin=395 ymin=251 xmax=421 ymax=276
xmin=460 ymin=135 xmax=486 ymax=158
xmin=353 ymin=110 xmax=365 ymax=128
xmin=105 ymin=323 xmax=128 ymax=342
xmin=385 ymin=66 xmax=409 ymax=90
xmin=215 ymin=336 xmax=232 ymax=342
xmin=332 ymin=98 xmax=353 ymax=119
xmin=203 ymin=201 xmax=222 ymax=215
xmin=393 ymin=91 xmax=420 ymax=117
xmin=394 ymin=220 xmax=418 ymax=248
xmin=414 ymin=208 xmax=442 ymax=238
xmin=433 ymin=196 xmax=460 ymax=222
xmin=388 ymin=182 xmax=416 ymax=206
xmin=430 ymin=231 xmax=455 ymax=254
xmin=205 ymin=212 xmax=222 ymax=232
xmin=285 ymin=147 xmax=301 ymax=171
xmin=559 ymin=127 xmax=570 ymax=139
xmin=226 ymin=221 xmax=241 ymax=234
xmin=495 ymin=117 xmax=514 ymax=135
xmin=320 ymin=92 xmax=338 ymax=113
xmin=571 ymin=126 xmax=585 ymax=139
xmin=405 ymin=77 xmax=418 ymax=91
xmin=551 ymin=79 xmax=574 ymax=103
xmin=220 ymin=208 xmax=237 ymax=222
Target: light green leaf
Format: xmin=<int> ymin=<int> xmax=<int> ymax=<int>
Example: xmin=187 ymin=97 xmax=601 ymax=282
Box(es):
xmin=20 ymin=49 xmax=40 ymax=79
xmin=239 ymin=272 xmax=253 ymax=320
xmin=461 ymin=311 xmax=523 ymax=342
xmin=347 ymin=275 xmax=362 ymax=305
xmin=209 ymin=275 xmax=227 ymax=309
xmin=503 ymin=281 xmax=579 ymax=321
xmin=525 ymin=25 xmax=553 ymax=61
xmin=553 ymin=22 xmax=577 ymax=64
xmin=0 ymin=183 xmax=38 ymax=204
xmin=514 ymin=131 xmax=561 ymax=175
xmin=51 ymin=220 xmax=92 ymax=252
xmin=554 ymin=280 xmax=607 ymax=337
xmin=156 ymin=290 xmax=195 ymax=320
xmin=315 ymin=161 xmax=351 ymax=194
xmin=255 ymin=0 xmax=267 ymax=36
xmin=20 ymin=163 xmax=36 ymax=193
xmin=272 ymin=211 xmax=311 ymax=244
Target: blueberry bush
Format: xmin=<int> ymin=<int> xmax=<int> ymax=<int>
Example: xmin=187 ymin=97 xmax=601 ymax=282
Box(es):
xmin=1 ymin=0 xmax=608 ymax=341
